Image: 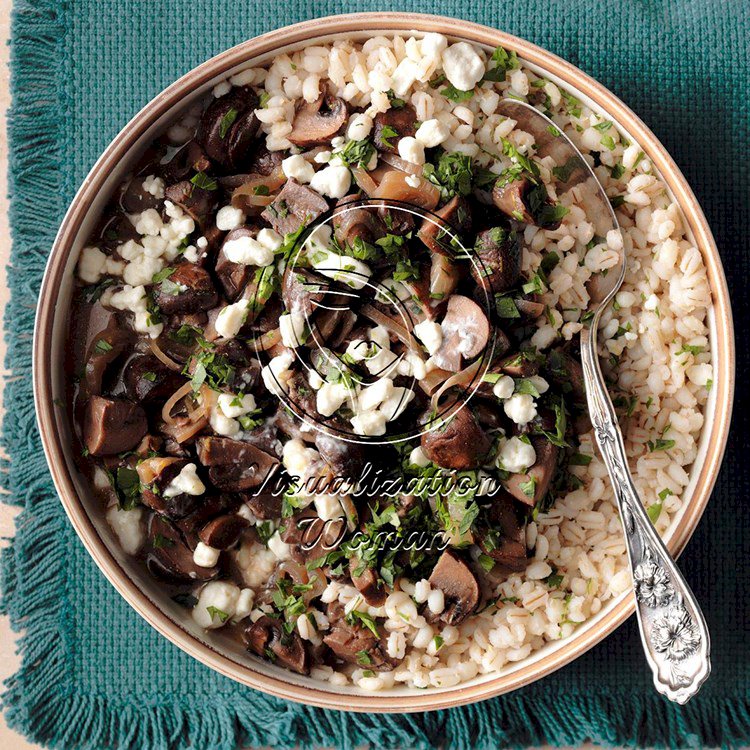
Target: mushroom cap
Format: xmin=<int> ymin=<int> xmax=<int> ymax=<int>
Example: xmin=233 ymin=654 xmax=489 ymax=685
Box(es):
xmin=432 ymin=294 xmax=490 ymax=371
xmin=420 ymin=404 xmax=491 ymax=470
xmin=288 ymin=93 xmax=348 ymax=148
xmin=428 ymin=550 xmax=480 ymax=625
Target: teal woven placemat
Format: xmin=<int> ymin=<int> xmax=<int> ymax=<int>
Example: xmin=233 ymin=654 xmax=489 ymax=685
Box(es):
xmin=2 ymin=1 xmax=748 ymax=748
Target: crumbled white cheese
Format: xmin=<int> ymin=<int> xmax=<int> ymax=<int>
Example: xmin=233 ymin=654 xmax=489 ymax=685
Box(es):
xmin=163 ymin=463 xmax=206 ymax=498
xmin=213 ymin=80 xmax=231 ymax=97
xmin=420 ymin=33 xmax=448 ymax=59
xmin=233 ymin=589 xmax=255 ymax=622
xmin=310 ymin=247 xmax=371 ymax=290
xmin=142 ymin=174 xmax=165 ymax=198
xmin=351 ymin=410 xmax=387 ymax=436
xmin=414 ymin=319 xmax=443 ymax=355
xmin=391 ymin=58 xmax=420 ymax=97
xmin=192 ymin=581 xmax=240 ymax=629
xmin=415 ymin=119 xmax=449 ymax=148
xmin=396 ymin=351 xmax=427 ymax=380
xmin=282 ymin=438 xmax=318 ymax=476
xmin=223 ymin=234 xmax=275 ymax=267
xmin=107 ymin=284 xmax=163 ymax=338
xmin=345 ymin=338 xmax=370 ymax=362
xmin=441 ymin=42 xmax=485 ymax=92
xmin=314 ymin=494 xmax=344 ymax=521
xmin=527 ymin=375 xmax=550 ymax=395
xmin=106 ymin=505 xmax=144 ymax=555
xmin=279 ymin=312 xmax=308 ymax=348
xmin=309 ymin=164 xmax=351 ymax=199
xmin=397 ymin=136 xmax=425 ymax=165
xmin=282 ymin=153 xmax=316 ymax=184
xmin=497 ymin=436 xmax=537 ymax=474
xmin=409 ymin=446 xmax=430 ymax=467
xmin=346 ymin=113 xmax=374 ymax=141
xmin=358 ymin=377 xmax=394 ymax=412
xmin=261 ymin=350 xmax=295 ymax=397
xmin=268 ymin=531 xmax=292 ymax=561
xmin=379 ymin=386 xmax=415 ymax=421
xmin=215 ymin=205 xmax=246 ymax=232
xmin=78 ymin=246 xmax=124 ymax=283
xmin=133 ymin=208 xmax=163 ymax=236
xmin=503 ymin=393 xmax=538 ymax=426
xmin=317 ymin=381 xmax=352 ymax=417
xmin=217 ymin=392 xmax=256 ymax=419
xmin=209 ymin=402 xmax=241 ymax=437
xmin=314 ymin=150 xmax=332 ymax=164
xmin=492 ymin=375 xmax=515 ymax=400
xmin=193 ymin=541 xmax=221 ymax=568
xmin=215 ymin=299 xmax=250 ymax=339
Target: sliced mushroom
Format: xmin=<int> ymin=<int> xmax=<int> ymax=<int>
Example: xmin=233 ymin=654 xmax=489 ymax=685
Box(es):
xmin=428 ymin=550 xmax=480 ymax=625
xmin=146 ymin=514 xmax=218 ymax=583
xmin=503 ymin=437 xmax=560 ymax=506
xmin=261 ymin=179 xmax=329 ymax=236
xmin=492 ymin=176 xmax=564 ymax=230
xmin=197 ymin=86 xmax=260 ymax=169
xmin=432 ymin=295 xmax=490 ymax=372
xmin=349 ymin=559 xmax=386 ymax=606
xmin=84 ymin=322 xmax=133 ymax=396
xmin=418 ymin=196 xmax=472 ymax=256
xmin=164 ymin=181 xmax=217 ymax=225
xmin=499 ymin=351 xmax=541 ymax=378
xmin=281 ymin=510 xmax=346 ymax=565
xmin=477 ymin=492 xmax=528 ymax=571
xmin=119 ymin=176 xmax=161 ymax=214
xmin=239 ymin=490 xmax=282 ymax=520
xmin=195 ymin=436 xmax=279 ymax=491
xmin=281 ymin=266 xmax=327 ymax=316
xmin=545 ymin=348 xmax=586 ymax=404
xmin=83 ymin=396 xmax=147 ymax=456
xmin=314 ymin=430 xmax=366 ymax=478
xmin=136 ymin=456 xmax=203 ymax=519
xmin=372 ymin=171 xmax=440 ymax=212
xmin=470 ymin=226 xmax=521 ymax=294
xmin=244 ymin=615 xmax=310 ymax=674
xmin=288 ymin=93 xmax=347 ymax=148
xmin=323 ymin=620 xmax=399 ymax=671
xmin=161 ymin=140 xmax=211 ymax=183
xmin=332 ymin=194 xmax=384 ymax=248
xmin=373 ymin=104 xmax=417 ymax=152
xmin=420 ymin=405 xmax=490 ymax=470
xmin=216 ymin=227 xmax=256 ymax=300
xmin=199 ymin=514 xmax=248 ymax=549
xmin=514 ymin=297 xmax=546 ymax=320
xmin=153 ymin=263 xmax=219 ymax=315
xmin=122 ymin=354 xmax=181 ymax=403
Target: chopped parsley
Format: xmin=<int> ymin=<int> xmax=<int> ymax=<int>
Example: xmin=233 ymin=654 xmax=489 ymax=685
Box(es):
xmin=345 ymin=609 xmax=379 ymax=637
xmin=190 ymin=171 xmax=218 ymax=191
xmin=482 ymin=45 xmax=519 ymax=81
xmin=441 ymin=84 xmax=474 ymax=102
xmin=337 ymin=138 xmax=376 ymax=168
xmin=378 ymin=124 xmax=399 ymax=149
xmin=206 ymin=606 xmax=230 ymax=623
xmin=219 ymin=107 xmax=239 ymax=138
xmin=94 ymin=339 xmax=113 ymax=354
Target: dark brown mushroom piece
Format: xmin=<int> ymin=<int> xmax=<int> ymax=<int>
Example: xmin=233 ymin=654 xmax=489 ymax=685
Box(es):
xmin=420 ymin=404 xmax=490 ymax=470
xmin=314 ymin=430 xmax=366 ymax=478
xmin=161 ymin=140 xmax=211 ymax=183
xmin=146 ymin=514 xmax=219 ymax=583
xmin=244 ymin=615 xmax=310 ymax=674
xmin=281 ymin=266 xmax=327 ymax=316
xmin=349 ymin=559 xmax=387 ymax=607
xmin=492 ymin=176 xmax=564 ymax=230
xmin=153 ymin=263 xmax=219 ymax=315
xmin=477 ymin=492 xmax=528 ymax=571
xmin=83 ymin=395 xmax=147 ymax=456
xmin=136 ymin=456 xmax=204 ymax=519
xmin=174 ymin=493 xmax=238 ymax=547
xmin=261 ymin=179 xmax=329 ymax=236
xmin=199 ymin=514 xmax=248 ymax=550
xmin=134 ymin=434 xmax=163 ymax=457
xmin=215 ymin=227 xmax=256 ymax=301
xmin=239 ymin=490 xmax=283 ymax=520
xmin=373 ymin=104 xmax=417 ymax=152
xmin=418 ymin=196 xmax=472 ymax=256
xmin=432 ymin=295 xmax=490 ymax=372
xmin=163 ymin=180 xmax=217 ymax=225
xmin=428 ymin=549 xmax=480 ymax=625
xmin=281 ymin=511 xmax=346 ymax=565
xmin=244 ymin=142 xmax=284 ymax=176
xmin=514 ymin=297 xmax=546 ymax=321
xmin=84 ymin=322 xmax=133 ymax=396
xmin=376 ymin=202 xmax=416 ymax=236
xmin=288 ymin=93 xmax=347 ymax=148
xmin=503 ymin=436 xmax=560 ymax=507
xmin=499 ymin=351 xmax=541 ymax=378
xmin=545 ymin=348 xmax=586 ymax=404
xmin=195 ymin=436 xmax=279 ymax=492
xmin=323 ymin=620 xmax=399 ymax=671
xmin=197 ymin=86 xmax=260 ymax=169
xmin=122 ymin=353 xmax=182 ymax=403
xmin=119 ymin=176 xmax=161 ymax=213
xmin=470 ymin=226 xmax=521 ymax=294
xmin=332 ymin=193 xmax=384 ymax=248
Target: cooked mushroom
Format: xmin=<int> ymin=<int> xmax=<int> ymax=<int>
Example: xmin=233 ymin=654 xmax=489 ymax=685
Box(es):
xmin=119 ymin=176 xmax=161 ymax=214
xmin=314 ymin=430 xmax=366 ymax=478
xmin=503 ymin=437 xmax=560 ymax=506
xmin=244 ymin=615 xmax=310 ymax=674
xmin=153 ymin=263 xmax=219 ymax=315
xmin=281 ymin=266 xmax=326 ymax=316
xmin=281 ymin=510 xmax=346 ymax=565
xmin=84 ymin=322 xmax=133 ymax=396
xmin=122 ymin=354 xmax=181 ymax=403
xmin=470 ymin=226 xmax=521 ymax=294
xmin=146 ymin=514 xmax=218 ymax=583
xmin=323 ymin=620 xmax=399 ymax=670
xmin=432 ymin=295 xmax=490 ymax=372
xmin=197 ymin=86 xmax=260 ymax=169
xmin=332 ymin=194 xmax=384 ymax=247
xmin=288 ymin=93 xmax=347 ymax=147
xmin=199 ymin=514 xmax=248 ymax=549
xmin=349 ymin=559 xmax=387 ymax=606
xmin=371 ymin=171 xmax=440 ymax=211
xmin=418 ymin=196 xmax=472 ymax=256
xmin=492 ymin=176 xmax=564 ymax=230
xmin=164 ymin=181 xmax=217 ymax=225
xmin=545 ymin=348 xmax=586 ymax=404
xmin=420 ymin=404 xmax=490 ymax=470
xmin=216 ymin=227 xmax=256 ymax=300
xmin=428 ymin=550 xmax=480 ymax=625
xmin=239 ymin=490 xmax=282 ymax=520
xmin=514 ymin=297 xmax=546 ymax=320
xmin=83 ymin=396 xmax=147 ymax=456
xmin=373 ymin=104 xmax=417 ymax=152
xmin=261 ymin=179 xmax=329 ymax=236
xmin=136 ymin=456 xmax=204 ymax=518
xmin=498 ymin=351 xmax=541 ymax=378
xmin=195 ymin=436 xmax=279 ymax=491
xmin=161 ymin=140 xmax=211 ymax=183
xmin=477 ymin=492 xmax=528 ymax=571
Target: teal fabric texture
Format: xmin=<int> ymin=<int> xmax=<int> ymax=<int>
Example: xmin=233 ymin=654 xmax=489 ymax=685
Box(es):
xmin=2 ymin=1 xmax=748 ymax=748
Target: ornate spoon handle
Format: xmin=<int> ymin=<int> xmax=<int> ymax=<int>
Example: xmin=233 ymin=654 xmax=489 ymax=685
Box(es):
xmin=581 ymin=325 xmax=711 ymax=703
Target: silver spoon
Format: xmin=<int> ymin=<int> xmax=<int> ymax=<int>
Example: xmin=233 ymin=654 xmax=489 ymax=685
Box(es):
xmin=497 ymin=99 xmax=710 ymax=703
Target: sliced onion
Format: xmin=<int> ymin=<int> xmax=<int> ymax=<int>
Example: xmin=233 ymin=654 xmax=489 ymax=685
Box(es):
xmin=351 ymin=166 xmax=378 ymax=196
xmin=418 ymin=366 xmax=451 ymax=396
xmin=247 ymin=327 xmax=282 ymax=352
xmin=136 ymin=456 xmax=179 ymax=484
xmin=372 ymin=171 xmax=440 ymax=211
xmin=161 ymin=381 xmax=196 ymax=426
xmin=430 ymin=254 xmax=460 ymax=301
xmin=360 ymin=303 xmax=419 ymax=352
xmin=231 ymin=168 xmax=286 ymax=210
xmin=164 ymin=416 xmax=208 ymax=444
xmin=430 ymin=357 xmax=484 ymax=411
xmin=148 ymin=338 xmax=182 ymax=372
xmin=240 ymin=194 xmax=275 ymax=207
xmin=380 ymin=152 xmax=423 ymax=176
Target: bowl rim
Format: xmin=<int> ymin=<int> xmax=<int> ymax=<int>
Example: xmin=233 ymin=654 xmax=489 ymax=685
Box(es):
xmin=32 ymin=11 xmax=735 ymax=712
